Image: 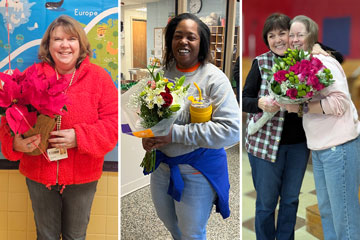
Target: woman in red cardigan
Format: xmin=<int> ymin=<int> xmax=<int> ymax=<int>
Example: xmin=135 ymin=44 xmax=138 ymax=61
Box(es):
xmin=0 ymin=15 xmax=118 ymax=239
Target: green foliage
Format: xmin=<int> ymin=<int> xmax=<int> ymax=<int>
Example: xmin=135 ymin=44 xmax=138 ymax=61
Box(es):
xmin=169 ymin=104 xmax=180 ymax=112
xmin=271 ymin=81 xmax=281 ymax=95
xmin=140 ymin=150 xmax=156 ymax=173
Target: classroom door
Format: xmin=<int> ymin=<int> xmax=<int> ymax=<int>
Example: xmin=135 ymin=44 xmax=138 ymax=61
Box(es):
xmin=132 ymin=19 xmax=147 ymax=68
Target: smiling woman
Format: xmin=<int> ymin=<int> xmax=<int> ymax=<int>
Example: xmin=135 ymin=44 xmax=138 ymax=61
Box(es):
xmin=242 ymin=13 xmax=311 ymax=239
xmin=141 ymin=13 xmax=240 ymax=239
xmin=171 ymin=19 xmax=200 ymax=69
xmin=49 ymin=26 xmax=80 ymax=75
xmin=0 ymin=15 xmax=118 ymax=239
xmin=285 ymin=15 xmax=360 ymax=240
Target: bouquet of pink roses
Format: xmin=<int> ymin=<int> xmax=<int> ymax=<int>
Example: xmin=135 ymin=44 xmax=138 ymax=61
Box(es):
xmin=0 ymin=65 xmax=68 ymax=155
xmin=248 ymin=48 xmax=334 ymax=135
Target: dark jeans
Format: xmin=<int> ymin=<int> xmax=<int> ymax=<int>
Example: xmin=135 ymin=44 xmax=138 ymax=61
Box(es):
xmin=26 ymin=178 xmax=98 ymax=240
xmin=248 ymin=142 xmax=310 ymax=240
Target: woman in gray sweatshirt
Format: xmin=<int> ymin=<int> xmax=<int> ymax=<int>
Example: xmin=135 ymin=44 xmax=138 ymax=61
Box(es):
xmin=142 ymin=13 xmax=240 ymax=240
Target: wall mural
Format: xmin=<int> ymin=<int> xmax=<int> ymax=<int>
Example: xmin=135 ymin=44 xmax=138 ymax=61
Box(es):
xmin=0 ymin=0 xmax=118 ymax=167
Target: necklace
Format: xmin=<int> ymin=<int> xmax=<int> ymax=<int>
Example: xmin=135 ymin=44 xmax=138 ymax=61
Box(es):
xmin=55 ymin=68 xmax=76 ymax=93
xmin=55 ymin=68 xmax=76 ymax=131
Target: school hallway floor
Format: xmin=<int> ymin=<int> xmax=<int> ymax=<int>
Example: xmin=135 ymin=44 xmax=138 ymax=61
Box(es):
xmin=121 ymin=144 xmax=240 ymax=240
xmin=242 ymin=149 xmax=320 ymax=239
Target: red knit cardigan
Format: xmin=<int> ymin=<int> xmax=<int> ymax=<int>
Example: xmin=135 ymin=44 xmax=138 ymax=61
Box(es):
xmin=0 ymin=57 xmax=118 ymax=186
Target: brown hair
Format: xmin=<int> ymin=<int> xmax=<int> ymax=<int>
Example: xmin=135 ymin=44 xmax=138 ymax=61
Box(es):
xmin=262 ymin=13 xmax=291 ymax=48
xmin=38 ymin=15 xmax=92 ymax=68
xmin=290 ymin=15 xmax=318 ymax=51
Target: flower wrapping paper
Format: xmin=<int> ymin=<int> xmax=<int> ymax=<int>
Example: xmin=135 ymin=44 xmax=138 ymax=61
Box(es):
xmin=121 ymin=78 xmax=186 ymax=138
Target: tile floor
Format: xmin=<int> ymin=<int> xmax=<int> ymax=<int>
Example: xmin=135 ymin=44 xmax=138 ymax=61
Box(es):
xmin=121 ymin=145 xmax=240 ymax=240
xmin=0 ymin=170 xmax=118 ymax=240
xmin=242 ymin=151 xmax=320 ymax=239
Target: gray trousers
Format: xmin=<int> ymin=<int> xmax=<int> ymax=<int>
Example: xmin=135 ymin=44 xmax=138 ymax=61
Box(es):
xmin=26 ymin=178 xmax=98 ymax=240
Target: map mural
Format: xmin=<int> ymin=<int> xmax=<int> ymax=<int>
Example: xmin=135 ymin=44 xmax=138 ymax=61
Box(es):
xmin=0 ymin=0 xmax=118 ymax=163
xmin=0 ymin=0 xmax=118 ymax=87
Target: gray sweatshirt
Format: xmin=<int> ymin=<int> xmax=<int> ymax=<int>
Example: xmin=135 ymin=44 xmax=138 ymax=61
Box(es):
xmin=160 ymin=62 xmax=240 ymax=157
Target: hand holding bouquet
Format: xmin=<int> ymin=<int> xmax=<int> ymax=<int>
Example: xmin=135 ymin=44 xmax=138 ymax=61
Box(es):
xmin=248 ymin=48 xmax=335 ymax=135
xmin=121 ymin=65 xmax=189 ymax=173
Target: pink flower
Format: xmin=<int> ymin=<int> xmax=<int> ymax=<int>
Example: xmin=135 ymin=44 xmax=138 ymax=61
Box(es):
xmin=306 ymin=74 xmax=324 ymax=91
xmin=306 ymin=74 xmax=316 ymax=85
xmin=305 ymin=91 xmax=313 ymax=98
xmin=0 ymin=66 xmax=69 ymax=133
xmin=30 ymin=92 xmax=68 ymax=117
xmin=150 ymin=80 xmax=156 ymax=89
xmin=297 ymin=73 xmax=306 ymax=82
xmin=274 ymin=70 xmax=288 ymax=83
xmin=0 ymin=73 xmax=22 ymax=107
xmin=286 ymin=88 xmax=298 ymax=99
xmin=313 ymin=82 xmax=324 ymax=91
xmin=289 ymin=63 xmax=301 ymax=75
xmin=147 ymin=80 xmax=156 ymax=89
xmin=5 ymin=104 xmax=37 ymax=134
xmin=310 ymin=57 xmax=324 ymax=72
xmin=298 ymin=60 xmax=312 ymax=76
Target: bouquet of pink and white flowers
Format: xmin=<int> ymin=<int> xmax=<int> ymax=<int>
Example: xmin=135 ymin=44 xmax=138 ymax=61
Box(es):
xmin=267 ymin=48 xmax=334 ymax=102
xmin=121 ymin=65 xmax=189 ymax=173
xmin=248 ymin=48 xmax=334 ymax=135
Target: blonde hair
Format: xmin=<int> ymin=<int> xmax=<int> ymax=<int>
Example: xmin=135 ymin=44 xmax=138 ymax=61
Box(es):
xmin=38 ymin=15 xmax=92 ymax=68
xmin=290 ymin=15 xmax=318 ymax=51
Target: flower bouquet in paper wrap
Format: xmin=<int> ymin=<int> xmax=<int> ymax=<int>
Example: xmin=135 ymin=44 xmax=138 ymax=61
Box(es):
xmin=248 ymin=48 xmax=335 ymax=135
xmin=121 ymin=65 xmax=189 ymax=173
xmin=0 ymin=65 xmax=68 ymax=156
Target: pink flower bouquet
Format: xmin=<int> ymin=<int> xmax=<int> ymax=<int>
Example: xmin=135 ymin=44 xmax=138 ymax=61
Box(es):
xmin=0 ymin=65 xmax=68 ymax=155
xmin=248 ymin=48 xmax=334 ymax=135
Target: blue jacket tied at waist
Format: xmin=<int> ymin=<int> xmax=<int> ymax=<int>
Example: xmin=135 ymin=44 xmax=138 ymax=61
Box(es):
xmin=145 ymin=148 xmax=230 ymax=219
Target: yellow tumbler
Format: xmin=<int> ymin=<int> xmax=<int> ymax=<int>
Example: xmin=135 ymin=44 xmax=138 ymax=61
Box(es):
xmin=190 ymin=99 xmax=212 ymax=123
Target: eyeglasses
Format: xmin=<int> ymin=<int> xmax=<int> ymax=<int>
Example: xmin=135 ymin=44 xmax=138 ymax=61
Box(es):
xmin=289 ymin=32 xmax=308 ymax=39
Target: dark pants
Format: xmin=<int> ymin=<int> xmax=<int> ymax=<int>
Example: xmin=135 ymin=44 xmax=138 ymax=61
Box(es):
xmin=26 ymin=178 xmax=98 ymax=240
xmin=248 ymin=142 xmax=310 ymax=240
